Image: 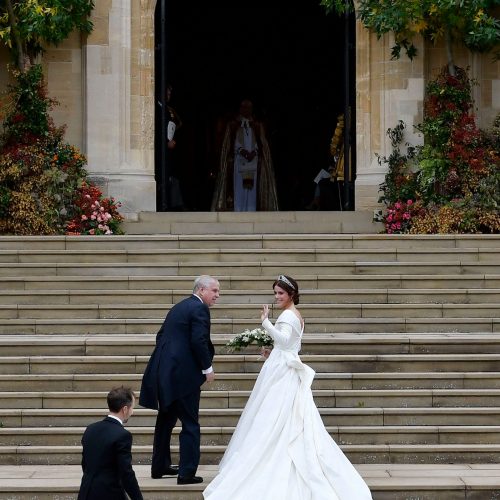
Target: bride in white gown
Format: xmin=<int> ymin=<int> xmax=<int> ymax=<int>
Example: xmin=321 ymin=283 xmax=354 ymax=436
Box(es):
xmin=203 ymin=275 xmax=372 ymax=500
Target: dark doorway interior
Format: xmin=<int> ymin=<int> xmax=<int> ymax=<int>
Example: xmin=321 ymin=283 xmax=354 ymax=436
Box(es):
xmin=155 ymin=1 xmax=355 ymax=211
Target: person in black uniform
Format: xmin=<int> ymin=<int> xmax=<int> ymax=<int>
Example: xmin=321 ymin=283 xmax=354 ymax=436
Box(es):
xmin=78 ymin=387 xmax=143 ymax=500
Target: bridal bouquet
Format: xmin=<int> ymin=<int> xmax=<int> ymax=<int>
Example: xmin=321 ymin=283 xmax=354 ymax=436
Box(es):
xmin=226 ymin=327 xmax=273 ymax=352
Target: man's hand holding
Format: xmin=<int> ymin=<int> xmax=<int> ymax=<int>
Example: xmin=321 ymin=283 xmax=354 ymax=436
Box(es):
xmin=206 ymin=371 xmax=215 ymax=383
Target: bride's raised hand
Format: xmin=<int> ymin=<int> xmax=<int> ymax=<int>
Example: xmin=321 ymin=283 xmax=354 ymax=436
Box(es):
xmin=261 ymin=304 xmax=269 ymax=322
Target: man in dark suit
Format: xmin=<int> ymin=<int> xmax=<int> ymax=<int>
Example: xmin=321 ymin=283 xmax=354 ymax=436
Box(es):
xmin=78 ymin=386 xmax=143 ymax=500
xmin=140 ymin=275 xmax=220 ymax=484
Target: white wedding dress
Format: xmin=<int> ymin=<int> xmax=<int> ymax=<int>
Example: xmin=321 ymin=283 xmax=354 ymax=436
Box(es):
xmin=203 ymin=309 xmax=372 ymax=500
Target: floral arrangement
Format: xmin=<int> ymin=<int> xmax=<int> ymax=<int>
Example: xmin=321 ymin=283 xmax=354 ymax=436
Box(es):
xmin=0 ymin=65 xmax=125 ymax=235
xmin=226 ymin=327 xmax=273 ymax=352
xmin=378 ymin=66 xmax=500 ymax=234
xmin=65 ymin=181 xmax=124 ymax=235
xmin=385 ymin=199 xmax=415 ymax=234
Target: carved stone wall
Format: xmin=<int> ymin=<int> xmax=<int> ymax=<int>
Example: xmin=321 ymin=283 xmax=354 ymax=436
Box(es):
xmin=0 ymin=2 xmax=498 ymax=216
xmin=355 ymin=24 xmax=425 ymax=210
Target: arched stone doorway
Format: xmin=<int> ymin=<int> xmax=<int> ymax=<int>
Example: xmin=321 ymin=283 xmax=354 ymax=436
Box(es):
xmin=127 ymin=1 xmax=427 ymax=216
xmin=152 ymin=1 xmax=356 ymax=212
xmin=38 ymin=0 xmax=496 ymax=218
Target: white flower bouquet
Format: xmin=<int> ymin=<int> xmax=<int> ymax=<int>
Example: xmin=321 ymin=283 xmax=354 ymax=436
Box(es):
xmin=226 ymin=327 xmax=273 ymax=352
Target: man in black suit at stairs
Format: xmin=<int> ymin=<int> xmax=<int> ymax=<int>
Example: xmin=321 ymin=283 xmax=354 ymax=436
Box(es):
xmin=140 ymin=275 xmax=220 ymax=485
xmin=78 ymin=386 xmax=143 ymax=500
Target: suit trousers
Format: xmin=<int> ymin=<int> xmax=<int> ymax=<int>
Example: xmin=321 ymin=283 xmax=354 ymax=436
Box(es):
xmin=151 ymin=389 xmax=201 ymax=477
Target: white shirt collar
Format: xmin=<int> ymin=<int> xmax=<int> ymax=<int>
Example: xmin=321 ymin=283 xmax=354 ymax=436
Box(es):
xmin=192 ymin=293 xmax=203 ymax=303
xmin=107 ymin=414 xmax=123 ymax=425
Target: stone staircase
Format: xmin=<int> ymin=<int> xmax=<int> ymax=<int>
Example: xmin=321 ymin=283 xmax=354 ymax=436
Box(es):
xmin=121 ymin=210 xmax=381 ymax=234
xmin=0 ymin=232 xmax=500 ymax=499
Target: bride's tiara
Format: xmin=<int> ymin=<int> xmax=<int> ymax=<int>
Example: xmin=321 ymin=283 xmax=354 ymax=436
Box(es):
xmin=277 ymin=275 xmax=295 ymax=290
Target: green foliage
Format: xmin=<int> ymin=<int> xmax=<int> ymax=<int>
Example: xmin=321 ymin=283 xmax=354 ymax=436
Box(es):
xmin=1 ymin=64 xmax=60 ymax=143
xmin=379 ymin=66 xmax=500 ymax=234
xmin=0 ymin=65 xmax=124 ymax=235
xmin=320 ymin=0 xmax=354 ymax=15
xmin=0 ymin=185 xmax=10 ymax=217
xmin=378 ymin=120 xmax=419 ymax=206
xmin=0 ymin=65 xmax=88 ymax=234
xmin=0 ymin=0 xmax=94 ymax=70
xmin=321 ymin=0 xmax=500 ymax=65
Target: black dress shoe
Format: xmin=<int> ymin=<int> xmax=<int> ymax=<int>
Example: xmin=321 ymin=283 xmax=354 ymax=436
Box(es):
xmin=151 ymin=465 xmax=179 ymax=478
xmin=177 ymin=475 xmax=203 ymax=485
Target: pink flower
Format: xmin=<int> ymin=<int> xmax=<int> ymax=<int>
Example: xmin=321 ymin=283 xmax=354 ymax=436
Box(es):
xmin=91 ymin=214 xmax=96 ymax=220
xmin=395 ymin=202 xmax=402 ymax=210
xmin=387 ymin=214 xmax=393 ymax=222
xmin=85 ymin=194 xmax=91 ymax=199
xmin=407 ymin=199 xmax=413 ymax=205
xmin=89 ymin=229 xmax=95 ymax=235
xmin=81 ymin=215 xmax=88 ymax=221
xmin=403 ymin=212 xmax=410 ymax=220
xmin=396 ymin=222 xmax=401 ymax=229
xmin=105 ymin=230 xmax=112 ymax=235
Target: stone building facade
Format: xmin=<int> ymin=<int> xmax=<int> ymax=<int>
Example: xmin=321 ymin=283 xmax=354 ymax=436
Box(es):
xmin=1 ymin=0 xmax=499 ymax=218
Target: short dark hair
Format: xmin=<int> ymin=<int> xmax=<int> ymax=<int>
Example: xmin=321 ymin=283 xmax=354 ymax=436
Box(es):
xmin=273 ymin=275 xmax=300 ymax=305
xmin=107 ymin=386 xmax=135 ymax=413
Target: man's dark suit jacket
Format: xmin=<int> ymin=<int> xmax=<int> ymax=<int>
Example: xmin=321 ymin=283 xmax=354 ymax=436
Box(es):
xmin=78 ymin=416 xmax=143 ymax=500
xmin=139 ymin=295 xmax=215 ymax=410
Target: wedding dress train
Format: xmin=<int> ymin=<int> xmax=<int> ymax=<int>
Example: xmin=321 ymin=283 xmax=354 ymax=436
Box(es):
xmin=203 ymin=309 xmax=372 ymax=500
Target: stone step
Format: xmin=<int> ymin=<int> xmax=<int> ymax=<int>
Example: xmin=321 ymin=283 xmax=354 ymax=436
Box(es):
xmin=1 ymin=248 xmax=499 ymax=264
xmin=1 ymin=389 xmax=500 ymax=410
xmin=4 ymin=302 xmax=500 ymax=321
xmin=0 ymin=372 xmax=500 ymax=392
xmin=0 ymin=371 xmax=499 ymax=392
xmin=2 ymin=333 xmax=500 ymax=356
xmin=1 ymin=317 xmax=498 ymax=335
xmin=123 ymin=211 xmax=381 ymax=234
xmin=0 ymin=464 xmax=499 ymax=500
xmin=2 ymin=443 xmax=500 ymax=466
xmin=1 ymin=261 xmax=499 ymax=277
xmin=2 ymin=353 xmax=500 ymax=375
xmin=1 ymin=233 xmax=499 ymax=250
xmin=2 ymin=407 xmax=500 ymax=428
xmin=2 ymin=289 xmax=500 ymax=306
xmin=3 ymin=274 xmax=500 ymax=290
xmin=2 ymin=424 xmax=499 ymax=447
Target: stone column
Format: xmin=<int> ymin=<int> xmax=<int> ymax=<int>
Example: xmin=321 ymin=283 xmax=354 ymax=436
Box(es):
xmin=355 ymin=23 xmax=425 ymax=210
xmin=84 ymin=0 xmax=156 ymax=218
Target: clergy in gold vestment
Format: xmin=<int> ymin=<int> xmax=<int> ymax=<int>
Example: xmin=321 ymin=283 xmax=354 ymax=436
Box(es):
xmin=211 ymin=99 xmax=278 ymax=211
